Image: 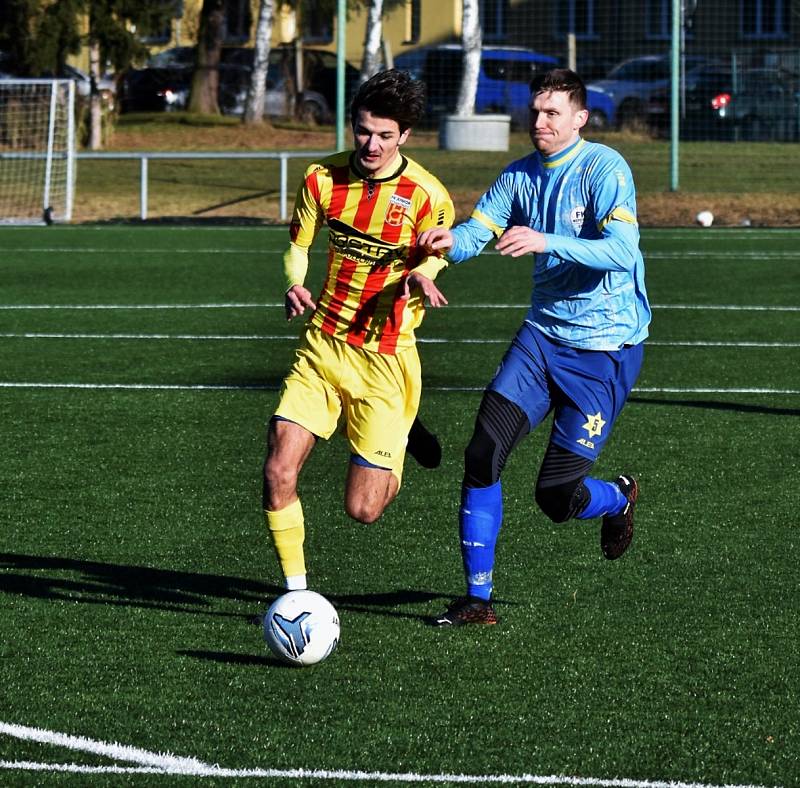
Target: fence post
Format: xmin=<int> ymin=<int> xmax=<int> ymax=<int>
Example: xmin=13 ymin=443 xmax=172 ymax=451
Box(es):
xmin=140 ymin=156 xmax=148 ymax=221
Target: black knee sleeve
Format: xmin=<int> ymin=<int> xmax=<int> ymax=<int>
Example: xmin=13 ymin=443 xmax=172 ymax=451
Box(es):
xmin=464 ymin=390 xmax=530 ymax=488
xmin=535 ymin=443 xmax=595 ymax=522
xmin=535 ymin=478 xmax=591 ymax=522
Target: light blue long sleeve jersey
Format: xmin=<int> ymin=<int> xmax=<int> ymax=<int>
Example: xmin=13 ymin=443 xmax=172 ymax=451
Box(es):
xmin=448 ymin=137 xmax=651 ymax=351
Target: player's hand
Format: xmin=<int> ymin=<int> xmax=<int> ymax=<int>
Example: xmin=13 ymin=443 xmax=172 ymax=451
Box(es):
xmin=284 ymin=285 xmax=316 ymax=321
xmin=495 ymin=226 xmax=547 ymax=257
xmin=401 ymin=272 xmax=448 ymax=308
xmin=417 ymin=228 xmax=454 ymax=253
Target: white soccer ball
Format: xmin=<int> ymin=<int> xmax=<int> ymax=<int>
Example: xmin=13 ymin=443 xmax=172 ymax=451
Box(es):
xmin=263 ymin=590 xmax=340 ymax=666
xmin=695 ymin=210 xmax=714 ymax=227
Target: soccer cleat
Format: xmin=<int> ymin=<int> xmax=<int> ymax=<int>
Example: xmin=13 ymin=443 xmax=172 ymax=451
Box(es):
xmin=407 ymin=417 xmax=442 ymax=469
xmin=601 ymin=475 xmax=638 ymax=560
xmin=432 ymin=596 xmax=498 ymax=626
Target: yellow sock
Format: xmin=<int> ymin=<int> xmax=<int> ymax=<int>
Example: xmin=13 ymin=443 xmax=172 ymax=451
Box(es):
xmin=266 ymin=499 xmax=306 ymax=587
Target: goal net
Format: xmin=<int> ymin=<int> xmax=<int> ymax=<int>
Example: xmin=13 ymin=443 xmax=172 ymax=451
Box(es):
xmin=0 ymin=79 xmax=76 ymax=224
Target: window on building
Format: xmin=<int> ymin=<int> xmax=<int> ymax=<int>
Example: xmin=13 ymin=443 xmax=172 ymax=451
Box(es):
xmin=301 ymin=1 xmax=333 ymax=44
xmin=403 ymin=0 xmax=421 ymax=45
xmin=224 ymin=0 xmax=252 ymax=42
xmin=741 ymin=0 xmax=789 ymax=38
xmin=645 ymin=0 xmax=670 ymax=40
xmin=140 ymin=0 xmax=182 ymax=44
xmin=554 ymin=0 xmax=597 ymax=40
xmin=480 ymin=0 xmax=508 ymax=42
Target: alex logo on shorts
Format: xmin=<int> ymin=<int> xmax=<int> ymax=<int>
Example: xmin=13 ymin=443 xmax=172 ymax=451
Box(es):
xmin=577 ymin=410 xmax=605 ymax=450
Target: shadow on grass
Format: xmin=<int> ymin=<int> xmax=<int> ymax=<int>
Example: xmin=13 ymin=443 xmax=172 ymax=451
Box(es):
xmin=629 ymin=395 xmax=800 ymax=416
xmin=0 ymin=553 xmax=454 ymax=624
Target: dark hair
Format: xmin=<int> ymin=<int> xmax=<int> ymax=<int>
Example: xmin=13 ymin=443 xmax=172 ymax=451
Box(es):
xmin=350 ymin=69 xmax=426 ymax=132
xmin=529 ymin=68 xmax=587 ymax=111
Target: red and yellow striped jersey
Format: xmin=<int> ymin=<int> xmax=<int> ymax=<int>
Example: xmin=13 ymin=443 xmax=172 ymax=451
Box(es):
xmin=285 ymin=150 xmax=454 ymax=354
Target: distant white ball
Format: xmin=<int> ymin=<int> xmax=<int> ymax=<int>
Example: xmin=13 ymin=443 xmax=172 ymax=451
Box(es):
xmin=263 ymin=590 xmax=340 ymax=666
xmin=695 ymin=210 xmax=714 ymax=227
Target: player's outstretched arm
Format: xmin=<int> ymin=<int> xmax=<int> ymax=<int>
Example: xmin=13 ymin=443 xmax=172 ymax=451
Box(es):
xmin=284 ymin=285 xmax=316 ymax=321
xmin=401 ymin=272 xmax=448 ymax=307
xmin=417 ymin=227 xmax=454 ymax=253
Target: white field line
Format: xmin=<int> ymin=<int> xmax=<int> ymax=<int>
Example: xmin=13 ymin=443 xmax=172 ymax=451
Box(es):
xmin=0 ymin=303 xmax=798 ymax=312
xmin=0 ymin=332 xmax=798 ymax=349
xmin=0 ymin=382 xmax=798 ymax=395
xmin=0 ymin=722 xmax=781 ymax=788
xmin=0 ymin=247 xmax=799 ymax=261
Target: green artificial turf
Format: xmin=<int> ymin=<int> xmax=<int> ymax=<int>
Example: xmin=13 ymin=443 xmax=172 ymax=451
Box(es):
xmin=0 ymin=225 xmax=798 ymax=787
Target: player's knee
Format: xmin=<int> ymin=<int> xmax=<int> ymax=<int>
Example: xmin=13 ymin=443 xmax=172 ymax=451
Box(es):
xmin=535 ymin=478 xmax=589 ymax=523
xmin=463 ymin=430 xmax=498 ymax=488
xmin=345 ymin=497 xmax=387 ymax=525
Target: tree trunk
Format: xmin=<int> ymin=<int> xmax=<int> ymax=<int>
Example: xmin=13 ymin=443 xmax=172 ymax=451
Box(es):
xmin=455 ymin=0 xmax=481 ymax=117
xmin=243 ymin=0 xmax=275 ymax=124
xmin=188 ymin=0 xmax=225 ymax=115
xmin=88 ymin=40 xmax=103 ymax=150
xmin=359 ymin=0 xmax=384 ymax=84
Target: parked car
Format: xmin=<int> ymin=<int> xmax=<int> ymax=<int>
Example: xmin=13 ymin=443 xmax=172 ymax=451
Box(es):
xmin=587 ymin=53 xmax=710 ymax=129
xmin=647 ymin=64 xmax=800 ymax=141
xmin=120 ymin=45 xmax=358 ymax=123
xmin=393 ymin=45 xmax=614 ymax=131
xmin=0 ymin=55 xmax=116 ymax=105
xmin=394 ymin=44 xmax=559 ymax=127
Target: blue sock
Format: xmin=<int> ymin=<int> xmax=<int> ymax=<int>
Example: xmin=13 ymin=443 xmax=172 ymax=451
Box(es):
xmin=460 ymin=482 xmax=503 ymax=600
xmin=577 ymin=477 xmax=626 ymax=519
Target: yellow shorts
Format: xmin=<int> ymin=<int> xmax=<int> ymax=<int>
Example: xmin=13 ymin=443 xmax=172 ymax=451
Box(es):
xmin=274 ymin=325 xmax=421 ymax=481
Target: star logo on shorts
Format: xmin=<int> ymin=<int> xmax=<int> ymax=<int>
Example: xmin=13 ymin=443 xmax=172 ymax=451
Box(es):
xmin=582 ymin=411 xmax=606 ymax=438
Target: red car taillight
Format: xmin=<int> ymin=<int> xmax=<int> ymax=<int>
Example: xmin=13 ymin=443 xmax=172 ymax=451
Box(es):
xmin=711 ymin=92 xmax=731 ymax=110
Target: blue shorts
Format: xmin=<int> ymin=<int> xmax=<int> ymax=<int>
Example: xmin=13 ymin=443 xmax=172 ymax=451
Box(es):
xmin=489 ymin=322 xmax=644 ymax=462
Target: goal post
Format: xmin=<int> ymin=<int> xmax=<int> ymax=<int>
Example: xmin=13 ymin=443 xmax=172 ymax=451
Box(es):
xmin=0 ymin=79 xmax=76 ymax=225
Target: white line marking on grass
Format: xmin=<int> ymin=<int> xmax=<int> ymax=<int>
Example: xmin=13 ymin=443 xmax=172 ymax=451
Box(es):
xmin=0 ymin=382 xmax=268 ymax=391
xmin=0 ymin=248 xmax=281 ymax=255
xmin=1 ymin=333 xmax=798 ymax=349
xmin=0 ymin=721 xmax=211 ymax=773
xmin=8 ymin=247 xmax=798 ymax=261
xmin=0 ymin=332 xmax=300 ymax=341
xmin=0 ymin=722 xmax=780 ymax=787
xmin=0 ymin=382 xmax=799 ymax=395
xmin=0 ymin=302 xmax=283 ymax=310
xmin=0 ymin=302 xmax=798 ymax=312
xmin=652 ymin=304 xmax=800 ymax=312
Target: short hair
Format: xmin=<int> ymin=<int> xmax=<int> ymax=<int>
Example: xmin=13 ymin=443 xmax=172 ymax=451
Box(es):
xmin=529 ymin=68 xmax=587 ymax=111
xmin=350 ymin=69 xmax=426 ymax=132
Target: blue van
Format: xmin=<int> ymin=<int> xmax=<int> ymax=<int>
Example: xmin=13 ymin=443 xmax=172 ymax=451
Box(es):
xmin=394 ymin=44 xmax=614 ymax=130
xmin=394 ymin=44 xmax=557 ymax=127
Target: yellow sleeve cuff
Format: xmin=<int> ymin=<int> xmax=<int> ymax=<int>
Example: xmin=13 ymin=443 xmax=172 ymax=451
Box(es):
xmin=471 ymin=208 xmax=505 ymax=238
xmin=283 ymin=242 xmax=310 ymax=291
xmin=413 ymin=255 xmax=448 ymax=280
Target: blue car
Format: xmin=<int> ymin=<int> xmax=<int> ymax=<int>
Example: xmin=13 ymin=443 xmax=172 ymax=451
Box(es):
xmin=393 ymin=44 xmax=615 ymax=132
xmin=394 ymin=44 xmax=558 ymax=127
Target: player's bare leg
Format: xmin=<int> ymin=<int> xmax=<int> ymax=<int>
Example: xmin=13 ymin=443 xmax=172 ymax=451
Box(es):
xmin=263 ymin=419 xmax=317 ymax=590
xmin=263 ymin=418 xmax=316 ymax=511
xmin=344 ymin=462 xmax=399 ymax=524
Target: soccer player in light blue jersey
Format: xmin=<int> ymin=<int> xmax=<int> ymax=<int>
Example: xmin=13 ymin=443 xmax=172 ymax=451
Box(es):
xmin=419 ymin=69 xmax=651 ymax=626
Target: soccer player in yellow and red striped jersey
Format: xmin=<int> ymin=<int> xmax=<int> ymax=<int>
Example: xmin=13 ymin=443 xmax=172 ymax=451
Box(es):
xmin=262 ymin=69 xmax=455 ymax=593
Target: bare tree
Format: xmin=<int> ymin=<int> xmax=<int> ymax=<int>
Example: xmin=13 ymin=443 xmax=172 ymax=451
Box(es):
xmin=88 ymin=39 xmax=102 ymax=150
xmin=359 ymin=0 xmax=384 ymax=83
xmin=243 ymin=0 xmax=275 ymax=124
xmin=188 ymin=0 xmax=225 ymax=115
xmin=454 ymin=0 xmax=481 ymax=116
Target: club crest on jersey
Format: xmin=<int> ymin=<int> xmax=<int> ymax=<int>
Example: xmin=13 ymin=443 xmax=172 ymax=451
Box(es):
xmin=386 ymin=193 xmax=412 ymax=226
xmin=570 ymin=206 xmax=586 ymax=233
